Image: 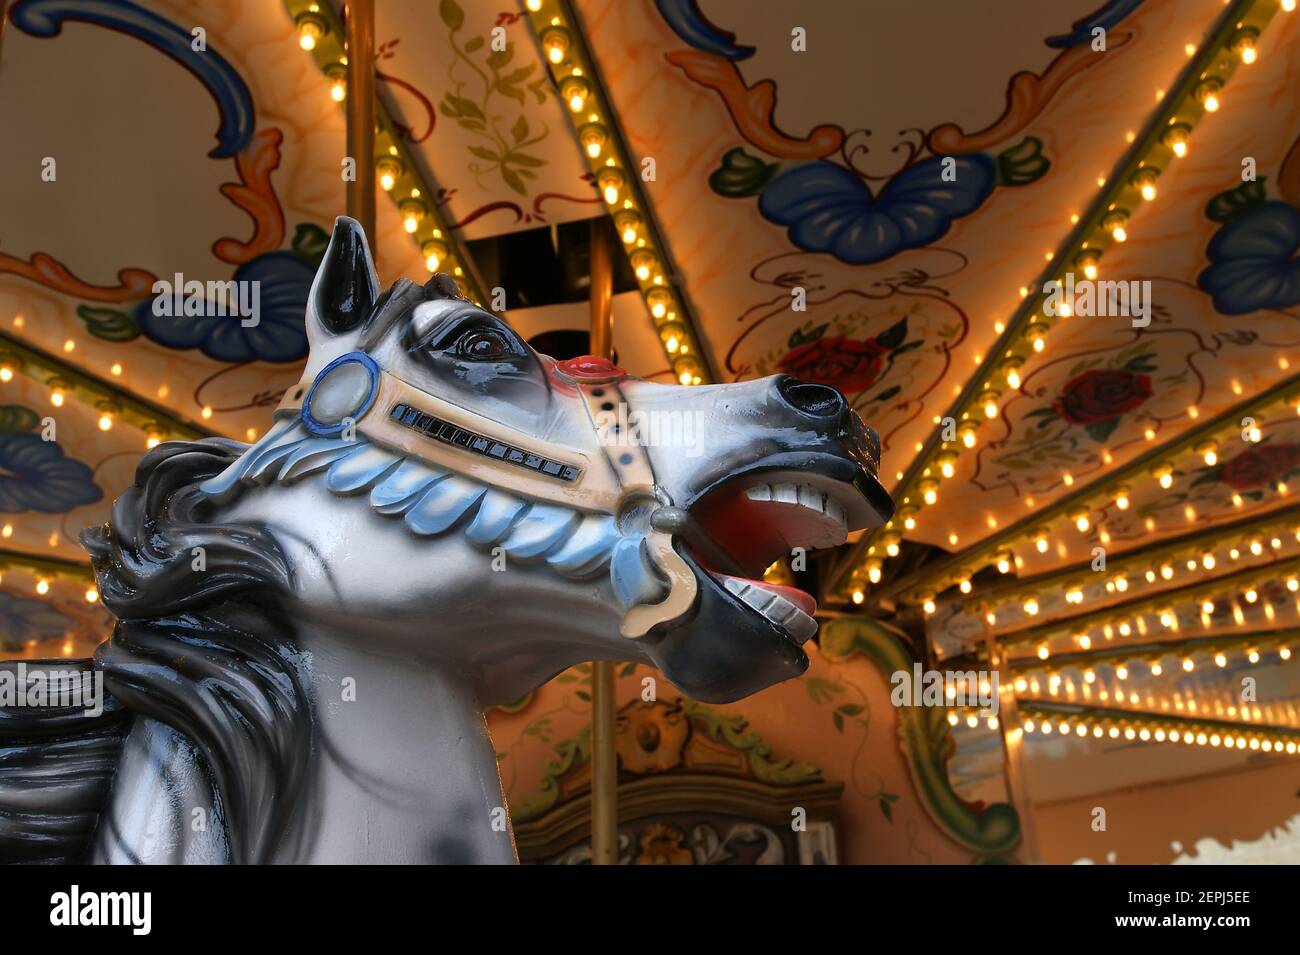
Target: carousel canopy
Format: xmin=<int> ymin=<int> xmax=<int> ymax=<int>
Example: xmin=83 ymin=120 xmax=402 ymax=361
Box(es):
xmin=1 ymin=0 xmax=1298 ymax=863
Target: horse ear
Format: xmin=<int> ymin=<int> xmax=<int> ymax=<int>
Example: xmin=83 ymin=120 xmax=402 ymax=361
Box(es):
xmin=307 ymin=217 xmax=379 ymax=339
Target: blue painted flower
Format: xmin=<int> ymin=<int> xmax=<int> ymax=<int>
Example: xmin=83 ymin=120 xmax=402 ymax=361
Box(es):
xmin=133 ymin=250 xmax=315 ymax=363
xmin=1198 ymin=201 xmax=1300 ymax=315
xmin=758 ymin=156 xmax=997 ymax=265
xmin=0 ymin=591 xmax=72 ymax=649
xmin=0 ymin=434 xmax=102 ymax=513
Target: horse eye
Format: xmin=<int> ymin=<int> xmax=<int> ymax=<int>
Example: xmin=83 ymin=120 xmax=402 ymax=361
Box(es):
xmin=456 ymin=329 xmax=511 ymax=361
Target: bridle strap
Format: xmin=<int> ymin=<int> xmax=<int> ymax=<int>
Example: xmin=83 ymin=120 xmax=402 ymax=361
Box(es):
xmin=276 ymin=365 xmax=622 ymax=513
xmin=276 ymin=353 xmax=698 ymax=638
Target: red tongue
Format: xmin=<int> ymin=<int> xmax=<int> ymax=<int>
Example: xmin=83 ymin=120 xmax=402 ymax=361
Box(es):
xmin=712 ymin=572 xmax=817 ymax=617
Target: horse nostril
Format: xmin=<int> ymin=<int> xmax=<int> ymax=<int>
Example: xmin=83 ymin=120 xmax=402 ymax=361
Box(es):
xmin=776 ymin=377 xmax=847 ymax=418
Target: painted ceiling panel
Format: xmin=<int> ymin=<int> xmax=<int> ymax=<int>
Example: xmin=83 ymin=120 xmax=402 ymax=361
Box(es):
xmin=376 ymin=0 xmax=602 ymax=239
xmin=0 ymin=0 xmax=428 ymax=446
xmin=923 ymin=9 xmax=1300 ymax=558
xmin=572 ymin=0 xmax=1227 ymax=483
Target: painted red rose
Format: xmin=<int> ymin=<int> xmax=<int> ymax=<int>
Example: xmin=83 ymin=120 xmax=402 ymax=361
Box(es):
xmin=1219 ymin=443 xmax=1300 ymax=490
xmin=1052 ymin=369 xmax=1152 ymax=425
xmin=778 ymin=335 xmax=887 ymax=394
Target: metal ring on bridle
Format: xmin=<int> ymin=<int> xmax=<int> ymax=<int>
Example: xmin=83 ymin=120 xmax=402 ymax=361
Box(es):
xmin=301 ymin=351 xmax=381 ymax=437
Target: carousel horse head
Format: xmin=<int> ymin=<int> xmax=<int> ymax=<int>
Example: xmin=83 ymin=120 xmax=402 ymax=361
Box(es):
xmin=94 ymin=217 xmax=894 ymax=706
xmin=30 ymin=216 xmax=895 ymax=864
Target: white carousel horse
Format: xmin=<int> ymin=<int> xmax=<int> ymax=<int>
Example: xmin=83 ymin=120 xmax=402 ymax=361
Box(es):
xmin=0 ymin=218 xmax=891 ymax=864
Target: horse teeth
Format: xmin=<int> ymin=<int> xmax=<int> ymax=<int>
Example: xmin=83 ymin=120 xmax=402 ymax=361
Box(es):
xmin=772 ymin=482 xmax=799 ymax=505
xmin=744 ymin=482 xmax=849 ymax=532
xmin=720 ymin=577 xmax=816 ymax=642
xmin=825 ymin=496 xmax=846 ymax=527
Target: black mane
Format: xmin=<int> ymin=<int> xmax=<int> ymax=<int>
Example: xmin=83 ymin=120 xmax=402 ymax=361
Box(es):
xmin=76 ymin=439 xmax=311 ymax=864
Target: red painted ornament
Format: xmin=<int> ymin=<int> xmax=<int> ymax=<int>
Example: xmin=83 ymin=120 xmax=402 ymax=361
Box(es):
xmin=555 ymin=355 xmax=626 ymax=381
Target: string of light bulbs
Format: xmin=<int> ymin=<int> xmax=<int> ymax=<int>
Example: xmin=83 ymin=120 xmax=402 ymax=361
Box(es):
xmin=522 ymin=0 xmax=713 ymax=385
xmin=873 ymin=376 xmax=1300 ymax=612
xmin=286 ymin=0 xmax=486 ymax=303
xmin=958 ymin=504 xmax=1299 ymax=625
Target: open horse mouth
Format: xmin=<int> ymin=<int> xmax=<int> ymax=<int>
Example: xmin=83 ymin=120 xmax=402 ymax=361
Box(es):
xmin=666 ymin=455 xmax=892 ymax=648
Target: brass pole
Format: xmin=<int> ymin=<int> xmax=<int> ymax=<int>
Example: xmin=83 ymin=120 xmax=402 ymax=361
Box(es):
xmin=589 ymin=217 xmax=618 ymax=865
xmin=344 ymin=0 xmax=375 ymax=243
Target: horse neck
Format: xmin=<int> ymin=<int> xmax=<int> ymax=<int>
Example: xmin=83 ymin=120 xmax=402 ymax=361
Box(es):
xmin=279 ymin=619 xmax=517 ymax=864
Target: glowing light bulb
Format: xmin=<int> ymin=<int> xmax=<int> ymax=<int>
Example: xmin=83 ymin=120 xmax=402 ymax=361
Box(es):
xmin=851 ymin=590 xmax=864 ymax=605
xmin=331 ymin=80 xmax=345 ymax=102
xmin=50 ymin=388 xmax=64 ymax=407
xmin=296 ymin=15 xmax=323 ymax=51
xmin=920 ymin=481 xmax=938 ymax=506
xmin=36 ymin=579 xmax=49 ymax=595
xmin=98 ymin=414 xmax=112 ymax=431
xmin=1163 ymin=125 xmax=1190 ymax=157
